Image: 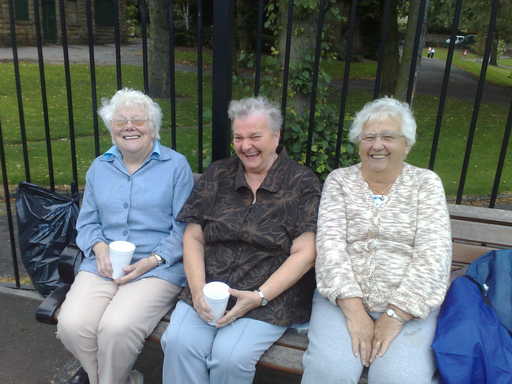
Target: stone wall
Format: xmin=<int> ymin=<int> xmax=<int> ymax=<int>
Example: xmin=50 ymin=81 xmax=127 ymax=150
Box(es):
xmin=0 ymin=0 xmax=127 ymax=47
xmin=0 ymin=0 xmax=37 ymax=46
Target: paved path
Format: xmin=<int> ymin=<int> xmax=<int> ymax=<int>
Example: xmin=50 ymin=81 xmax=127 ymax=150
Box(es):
xmin=335 ymin=57 xmax=511 ymax=105
xmin=0 ymin=41 xmax=193 ymax=71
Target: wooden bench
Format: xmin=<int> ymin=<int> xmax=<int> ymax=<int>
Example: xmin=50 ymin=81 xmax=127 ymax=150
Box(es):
xmin=36 ymin=203 xmax=512 ymax=379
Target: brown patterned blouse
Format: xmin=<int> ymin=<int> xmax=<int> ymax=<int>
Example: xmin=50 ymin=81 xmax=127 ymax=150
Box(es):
xmin=177 ymin=149 xmax=321 ymax=326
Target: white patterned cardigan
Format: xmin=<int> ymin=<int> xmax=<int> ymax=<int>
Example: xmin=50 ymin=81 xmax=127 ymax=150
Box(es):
xmin=315 ymin=162 xmax=452 ymax=319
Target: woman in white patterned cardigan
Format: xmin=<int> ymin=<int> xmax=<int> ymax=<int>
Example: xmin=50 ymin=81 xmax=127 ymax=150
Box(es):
xmin=302 ymin=97 xmax=452 ymax=384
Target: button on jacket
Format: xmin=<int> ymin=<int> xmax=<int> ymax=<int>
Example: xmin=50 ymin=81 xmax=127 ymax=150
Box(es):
xmin=177 ymin=149 xmax=321 ymax=326
xmin=77 ymin=141 xmax=194 ymax=287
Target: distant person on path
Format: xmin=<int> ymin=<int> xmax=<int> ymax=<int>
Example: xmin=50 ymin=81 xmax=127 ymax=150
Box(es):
xmin=56 ymin=88 xmax=193 ymax=384
xmin=301 ymin=97 xmax=452 ymax=384
xmin=427 ymin=46 xmax=433 ymax=58
xmin=431 ymin=47 xmax=436 ymax=58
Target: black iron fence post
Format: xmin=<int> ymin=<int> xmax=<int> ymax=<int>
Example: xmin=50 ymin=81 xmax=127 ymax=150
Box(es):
xmin=0 ymin=120 xmax=20 ymax=288
xmin=7 ymin=0 xmax=30 ymax=182
xmin=211 ymin=0 xmax=234 ymax=161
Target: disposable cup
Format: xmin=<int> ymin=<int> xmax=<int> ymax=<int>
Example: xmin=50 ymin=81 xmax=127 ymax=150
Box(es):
xmin=203 ymin=281 xmax=230 ymax=325
xmin=109 ymin=241 xmax=135 ymax=279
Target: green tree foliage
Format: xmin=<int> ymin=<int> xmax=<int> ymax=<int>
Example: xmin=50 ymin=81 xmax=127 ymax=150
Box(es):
xmin=262 ymin=0 xmax=358 ymax=177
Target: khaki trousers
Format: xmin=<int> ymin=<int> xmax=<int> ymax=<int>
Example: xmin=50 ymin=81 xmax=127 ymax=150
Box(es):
xmin=57 ymin=271 xmax=180 ymax=384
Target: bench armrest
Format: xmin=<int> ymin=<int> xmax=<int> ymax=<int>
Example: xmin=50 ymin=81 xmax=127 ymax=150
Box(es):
xmin=58 ymin=245 xmax=83 ymax=285
xmin=35 ymin=283 xmax=71 ymax=324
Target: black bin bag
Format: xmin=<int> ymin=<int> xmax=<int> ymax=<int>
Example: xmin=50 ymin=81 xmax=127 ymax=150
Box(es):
xmin=16 ymin=182 xmax=80 ymax=296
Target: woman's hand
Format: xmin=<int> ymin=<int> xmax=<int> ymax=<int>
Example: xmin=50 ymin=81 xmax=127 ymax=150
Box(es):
xmin=215 ymin=288 xmax=261 ymax=328
xmin=369 ymin=314 xmax=403 ymax=363
xmin=337 ymin=297 xmax=375 ymax=367
xmin=93 ymin=242 xmax=112 ymax=278
xmin=370 ymin=306 xmax=411 ymax=363
xmin=192 ymin=291 xmax=214 ymax=323
xmin=115 ymin=256 xmax=157 ymax=285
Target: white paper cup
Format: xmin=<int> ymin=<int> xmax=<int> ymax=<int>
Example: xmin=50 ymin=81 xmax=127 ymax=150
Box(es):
xmin=109 ymin=241 xmax=135 ymax=279
xmin=203 ymin=281 xmax=230 ymax=325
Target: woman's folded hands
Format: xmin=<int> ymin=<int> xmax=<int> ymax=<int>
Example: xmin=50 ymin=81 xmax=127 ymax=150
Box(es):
xmin=338 ymin=297 xmax=414 ymax=367
xmin=215 ymin=288 xmax=261 ymax=328
xmin=115 ymin=256 xmax=159 ymax=285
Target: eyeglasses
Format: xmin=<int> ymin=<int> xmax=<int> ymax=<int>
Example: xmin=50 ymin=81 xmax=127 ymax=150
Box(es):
xmin=359 ymin=132 xmax=404 ymax=143
xmin=112 ymin=118 xmax=148 ymax=128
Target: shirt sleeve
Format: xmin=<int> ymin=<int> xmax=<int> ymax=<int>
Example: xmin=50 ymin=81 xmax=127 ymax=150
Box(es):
xmin=388 ymin=171 xmax=452 ymax=318
xmin=76 ymin=163 xmax=107 ymax=259
xmin=176 ymin=165 xmax=212 ymax=226
xmin=293 ymin=169 xmax=321 ymax=237
xmin=315 ymin=170 xmax=363 ymax=305
xmin=151 ymin=156 xmax=194 ymax=266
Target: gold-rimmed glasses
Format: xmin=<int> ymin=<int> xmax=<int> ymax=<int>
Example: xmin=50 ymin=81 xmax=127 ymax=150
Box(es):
xmin=112 ymin=118 xmax=148 ymax=128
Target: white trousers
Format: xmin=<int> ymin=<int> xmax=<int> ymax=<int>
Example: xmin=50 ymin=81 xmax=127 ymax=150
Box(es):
xmin=57 ymin=271 xmax=180 ymax=384
xmin=302 ymin=290 xmax=439 ymax=384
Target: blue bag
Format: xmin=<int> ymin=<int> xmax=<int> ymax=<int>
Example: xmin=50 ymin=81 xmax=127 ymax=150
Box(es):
xmin=432 ymin=275 xmax=512 ymax=384
xmin=466 ymin=249 xmax=512 ymax=333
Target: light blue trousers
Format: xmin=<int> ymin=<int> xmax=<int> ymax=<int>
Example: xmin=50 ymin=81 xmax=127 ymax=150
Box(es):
xmin=302 ymin=290 xmax=439 ymax=384
xmin=161 ymin=300 xmax=286 ymax=384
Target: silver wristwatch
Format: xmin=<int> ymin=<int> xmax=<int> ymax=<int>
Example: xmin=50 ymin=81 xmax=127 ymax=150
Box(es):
xmin=385 ymin=308 xmax=407 ymax=323
xmin=151 ymin=253 xmax=165 ymax=265
xmin=254 ymin=289 xmax=269 ymax=306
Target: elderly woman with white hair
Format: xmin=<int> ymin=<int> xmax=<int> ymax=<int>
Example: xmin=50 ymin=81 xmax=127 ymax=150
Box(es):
xmin=160 ymin=96 xmax=321 ymax=384
xmin=56 ymin=88 xmax=193 ymax=384
xmin=301 ymin=97 xmax=452 ymax=384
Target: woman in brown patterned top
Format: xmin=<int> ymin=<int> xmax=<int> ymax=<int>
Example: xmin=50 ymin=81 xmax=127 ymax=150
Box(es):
xmin=161 ymin=96 xmax=321 ymax=384
xmin=302 ymin=97 xmax=452 ymax=384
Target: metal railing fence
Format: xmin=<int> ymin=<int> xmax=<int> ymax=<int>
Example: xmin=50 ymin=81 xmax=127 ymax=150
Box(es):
xmin=1 ymin=0 xmax=510 ymax=289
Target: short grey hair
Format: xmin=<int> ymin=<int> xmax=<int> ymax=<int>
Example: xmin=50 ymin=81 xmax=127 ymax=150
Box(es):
xmin=228 ymin=96 xmax=282 ymax=134
xmin=349 ymin=97 xmax=416 ymax=147
xmin=98 ymin=88 xmax=162 ymax=140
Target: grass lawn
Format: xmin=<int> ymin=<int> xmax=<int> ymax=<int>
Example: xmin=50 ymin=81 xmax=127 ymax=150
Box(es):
xmin=423 ymin=47 xmax=512 ymax=88
xmin=176 ymin=47 xmax=378 ymax=82
xmin=500 ymin=57 xmax=512 ymax=67
xmin=0 ymin=56 xmax=510 ymax=199
xmin=0 ymin=62 xmax=213 ymax=186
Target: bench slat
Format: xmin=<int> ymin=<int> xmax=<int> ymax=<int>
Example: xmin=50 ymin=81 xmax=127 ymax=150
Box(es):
xmin=451 ymin=219 xmax=512 ymax=247
xmin=449 ymin=204 xmax=512 ymax=225
xmin=148 ymin=320 xmax=168 ymax=344
xmin=259 ymin=344 xmax=304 ymax=375
xmin=452 ymin=242 xmax=496 ymax=264
xmin=274 ymin=329 xmax=308 ymax=350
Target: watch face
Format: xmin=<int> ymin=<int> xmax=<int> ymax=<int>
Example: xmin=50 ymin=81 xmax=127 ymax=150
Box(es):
xmin=386 ymin=308 xmax=404 ymax=323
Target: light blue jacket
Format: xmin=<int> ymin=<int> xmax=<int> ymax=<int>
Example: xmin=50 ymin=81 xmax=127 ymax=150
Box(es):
xmin=76 ymin=141 xmax=194 ymax=287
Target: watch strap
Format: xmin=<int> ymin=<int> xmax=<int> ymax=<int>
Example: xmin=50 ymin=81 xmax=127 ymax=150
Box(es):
xmin=151 ymin=253 xmax=165 ymax=265
xmin=254 ymin=289 xmax=269 ymax=306
xmin=386 ymin=308 xmax=407 ymax=323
